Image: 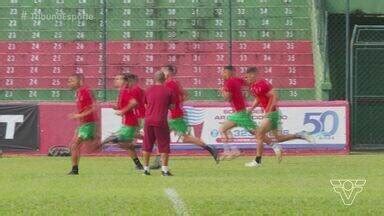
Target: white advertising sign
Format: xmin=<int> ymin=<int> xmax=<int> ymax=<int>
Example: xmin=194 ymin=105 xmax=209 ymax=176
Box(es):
xmin=101 ymin=104 xmax=347 ymax=149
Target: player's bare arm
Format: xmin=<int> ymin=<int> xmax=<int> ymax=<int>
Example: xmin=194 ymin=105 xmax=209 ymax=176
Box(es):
xmin=248 ymin=98 xmax=259 ymax=113
xmin=168 ymin=98 xmax=176 ymax=112
xmin=182 ymin=89 xmax=189 ymax=102
xmin=221 ymin=88 xmax=230 ymax=100
xmin=69 ymin=105 xmax=95 ymax=120
xmin=265 ymin=89 xmax=278 ymax=113
xmin=115 ymin=98 xmax=138 ymax=116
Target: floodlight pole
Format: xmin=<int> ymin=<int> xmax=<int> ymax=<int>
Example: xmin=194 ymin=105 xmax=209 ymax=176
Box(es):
xmin=345 ymin=0 xmax=350 ymax=102
xmin=228 ymin=0 xmax=233 ymax=66
xmin=345 ymin=0 xmax=351 ymax=150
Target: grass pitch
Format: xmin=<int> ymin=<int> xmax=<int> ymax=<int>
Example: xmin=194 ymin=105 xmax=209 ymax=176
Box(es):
xmin=0 ymin=155 xmax=383 ymax=215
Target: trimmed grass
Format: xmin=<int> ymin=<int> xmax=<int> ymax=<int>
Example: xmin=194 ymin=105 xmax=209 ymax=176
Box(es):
xmin=0 ymin=155 xmax=383 ymax=215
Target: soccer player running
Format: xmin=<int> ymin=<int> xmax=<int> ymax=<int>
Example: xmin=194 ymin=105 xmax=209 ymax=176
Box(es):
xmin=219 ymin=66 xmax=261 ymax=160
xmin=128 ymin=74 xmax=146 ymax=138
xmin=67 ymin=74 xmax=98 ymax=175
xmin=219 ymin=66 xmax=283 ymax=161
xmin=142 ymin=71 xmax=174 ymax=176
xmin=161 ymin=65 xmax=219 ymax=163
xmin=244 ymin=67 xmax=314 ymax=167
xmin=102 ymin=74 xmax=144 ymax=170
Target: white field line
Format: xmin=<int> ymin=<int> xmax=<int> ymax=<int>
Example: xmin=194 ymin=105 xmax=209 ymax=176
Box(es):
xmin=164 ymin=188 xmax=190 ymax=216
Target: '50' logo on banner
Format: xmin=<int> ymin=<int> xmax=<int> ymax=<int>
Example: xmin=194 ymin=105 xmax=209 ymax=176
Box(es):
xmin=303 ymin=111 xmax=339 ymax=136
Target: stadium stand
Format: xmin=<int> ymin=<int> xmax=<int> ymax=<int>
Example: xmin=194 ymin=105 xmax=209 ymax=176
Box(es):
xmin=0 ymin=0 xmax=317 ymax=101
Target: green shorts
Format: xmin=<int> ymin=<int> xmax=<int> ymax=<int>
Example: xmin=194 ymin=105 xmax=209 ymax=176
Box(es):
xmin=77 ymin=123 xmax=96 ymax=141
xmin=118 ymin=126 xmax=137 ymax=142
xmin=228 ymin=111 xmax=257 ymax=132
xmin=266 ymin=111 xmax=282 ymax=131
xmin=169 ymin=118 xmax=189 ymax=136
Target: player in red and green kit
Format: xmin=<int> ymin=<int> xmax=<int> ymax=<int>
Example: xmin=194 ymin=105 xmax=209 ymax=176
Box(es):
xmin=161 ymin=65 xmax=219 ymax=163
xmin=126 ymin=73 xmax=166 ymax=169
xmin=219 ymin=66 xmax=257 ymax=160
xmin=102 ymin=74 xmax=144 ymax=170
xmin=67 ymin=74 xmax=98 ymax=175
xmin=245 ymin=67 xmax=314 ymax=167
xmin=220 ymin=66 xmax=283 ymax=161
xmin=127 ymin=74 xmax=146 ymax=137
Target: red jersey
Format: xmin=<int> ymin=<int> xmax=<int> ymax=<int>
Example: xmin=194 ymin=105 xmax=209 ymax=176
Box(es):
xmin=165 ymin=78 xmax=184 ymax=119
xmin=130 ymin=84 xmax=146 ymax=119
xmin=75 ymin=86 xmax=96 ymax=123
xmin=223 ymin=77 xmax=247 ymax=112
xmin=145 ymin=85 xmax=174 ymax=127
xmin=250 ymin=79 xmax=276 ymax=112
xmin=117 ymin=86 xmax=138 ymax=126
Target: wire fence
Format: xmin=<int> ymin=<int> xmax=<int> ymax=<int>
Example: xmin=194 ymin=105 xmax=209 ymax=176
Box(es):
xmin=350 ymin=25 xmax=384 ymax=150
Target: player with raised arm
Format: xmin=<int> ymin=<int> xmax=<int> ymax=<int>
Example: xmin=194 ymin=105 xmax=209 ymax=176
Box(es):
xmin=245 ymin=67 xmax=314 ymax=167
xmin=161 ymin=65 xmax=219 ymax=163
xmin=102 ymin=74 xmax=144 ymax=170
xmin=67 ymin=74 xmax=99 ymax=175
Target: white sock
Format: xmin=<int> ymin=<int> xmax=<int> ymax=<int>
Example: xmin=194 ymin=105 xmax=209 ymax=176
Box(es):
xmin=162 ymin=166 xmax=169 ymax=172
xmin=144 ymin=166 xmax=149 ymax=171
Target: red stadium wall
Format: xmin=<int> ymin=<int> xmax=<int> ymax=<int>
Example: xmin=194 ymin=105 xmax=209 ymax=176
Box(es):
xmin=39 ymin=103 xmax=78 ymax=154
xmin=38 ymin=101 xmax=349 ymax=155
